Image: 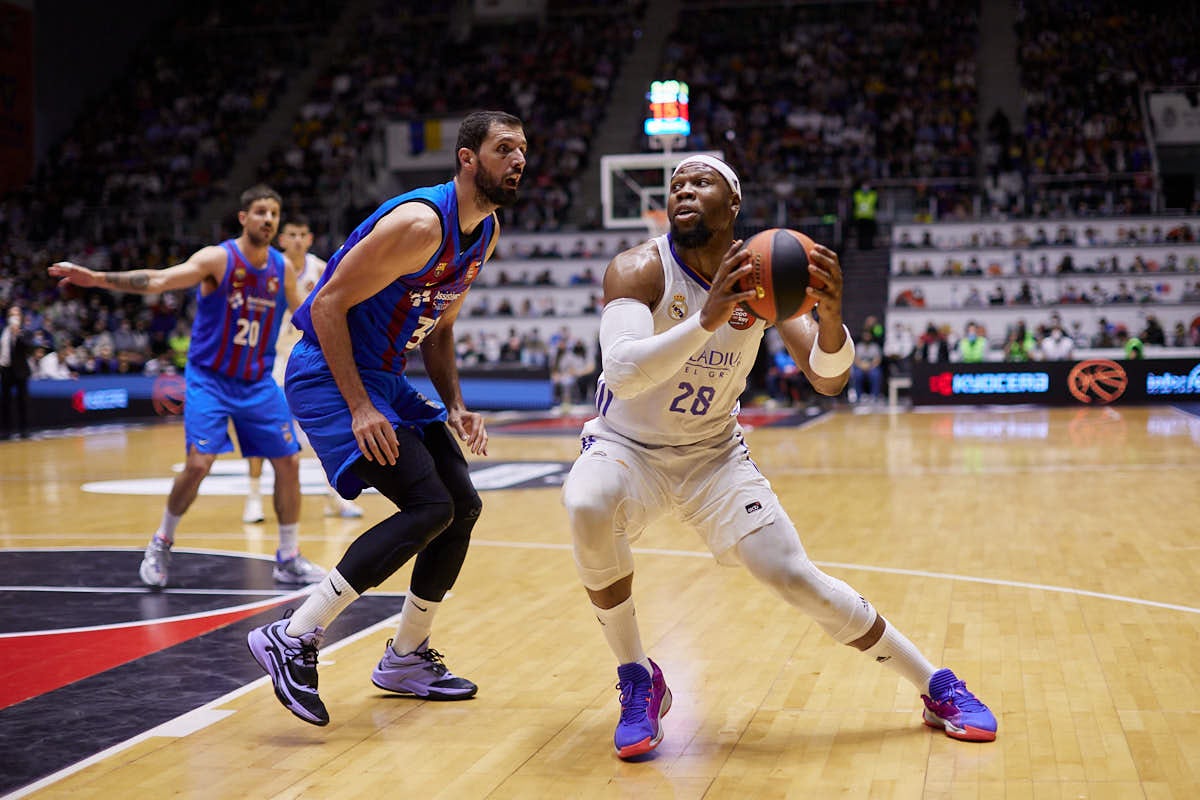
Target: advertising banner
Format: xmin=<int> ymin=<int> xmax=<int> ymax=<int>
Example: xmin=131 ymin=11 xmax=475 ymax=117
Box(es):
xmin=912 ymin=358 xmax=1200 ymax=406
xmin=1147 ymin=91 xmax=1200 ymax=146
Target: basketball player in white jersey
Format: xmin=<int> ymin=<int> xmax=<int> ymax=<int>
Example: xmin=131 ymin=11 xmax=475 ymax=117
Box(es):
xmin=562 ymin=155 xmax=996 ymax=760
xmin=244 ymin=217 xmax=364 ymax=523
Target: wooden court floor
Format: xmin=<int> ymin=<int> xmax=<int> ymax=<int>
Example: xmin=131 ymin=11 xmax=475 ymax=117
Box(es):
xmin=1 ymin=404 xmax=1198 ymax=799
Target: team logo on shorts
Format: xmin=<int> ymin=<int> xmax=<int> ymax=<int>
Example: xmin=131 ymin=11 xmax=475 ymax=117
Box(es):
xmin=744 ymin=500 xmax=762 ymax=514
xmin=669 ymin=295 xmax=688 ymax=320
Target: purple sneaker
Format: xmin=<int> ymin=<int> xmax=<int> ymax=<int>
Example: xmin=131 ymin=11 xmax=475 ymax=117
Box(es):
xmin=371 ymin=638 xmax=477 ymax=700
xmin=921 ymin=668 xmax=997 ymax=742
xmin=247 ymin=613 xmax=329 ymax=726
xmin=614 ymin=659 xmax=672 ymax=759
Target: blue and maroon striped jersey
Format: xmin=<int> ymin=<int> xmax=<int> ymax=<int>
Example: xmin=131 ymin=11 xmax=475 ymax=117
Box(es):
xmin=291 ymin=179 xmax=494 ymax=374
xmin=187 ymin=240 xmax=288 ymax=382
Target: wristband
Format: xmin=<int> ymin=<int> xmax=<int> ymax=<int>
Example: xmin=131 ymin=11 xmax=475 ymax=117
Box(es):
xmin=808 ymin=325 xmax=855 ymax=377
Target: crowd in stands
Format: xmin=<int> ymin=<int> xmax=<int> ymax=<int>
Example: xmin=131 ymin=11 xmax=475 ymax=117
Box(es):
xmin=981 ymin=2 xmax=1200 ymax=218
xmin=889 ymin=310 xmax=1200 ymax=371
xmin=841 ymin=307 xmax=1200 ymax=405
xmin=447 ymin=324 xmax=598 ymax=405
xmin=6 ymin=0 xmax=1200 ymax=399
xmin=257 ymin=0 xmax=645 ymax=241
xmin=658 ymin=0 xmax=980 ymax=223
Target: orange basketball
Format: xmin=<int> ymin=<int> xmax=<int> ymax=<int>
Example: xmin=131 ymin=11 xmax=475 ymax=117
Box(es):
xmin=737 ymin=228 xmax=825 ymax=323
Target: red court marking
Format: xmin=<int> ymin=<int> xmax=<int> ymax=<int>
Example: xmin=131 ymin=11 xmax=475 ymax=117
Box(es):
xmin=0 ymin=598 xmax=292 ymax=710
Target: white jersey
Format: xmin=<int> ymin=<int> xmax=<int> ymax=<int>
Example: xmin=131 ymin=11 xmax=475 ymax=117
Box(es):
xmin=273 ymin=252 xmax=327 ymax=384
xmin=594 ymin=234 xmax=766 ymax=446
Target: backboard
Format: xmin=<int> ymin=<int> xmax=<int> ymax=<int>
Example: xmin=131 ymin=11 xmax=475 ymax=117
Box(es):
xmin=599 ymin=150 xmax=723 ymax=232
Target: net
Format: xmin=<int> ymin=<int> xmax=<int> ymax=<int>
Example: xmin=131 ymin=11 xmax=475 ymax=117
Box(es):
xmin=641 ymin=208 xmax=669 ymax=237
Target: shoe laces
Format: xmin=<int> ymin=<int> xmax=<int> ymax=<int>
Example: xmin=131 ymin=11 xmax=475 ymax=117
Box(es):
xmin=942 ymin=679 xmax=988 ymax=713
xmin=386 ymin=638 xmax=448 ymax=675
xmin=279 ymin=611 xmax=321 ymax=669
xmin=417 ymin=647 xmax=449 ymax=676
xmin=616 ymin=676 xmax=651 ymax=724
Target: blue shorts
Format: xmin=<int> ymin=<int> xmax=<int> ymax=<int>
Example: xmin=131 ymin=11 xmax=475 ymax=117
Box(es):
xmin=183 ymin=365 xmax=300 ymax=458
xmin=285 ymin=336 xmax=447 ymax=498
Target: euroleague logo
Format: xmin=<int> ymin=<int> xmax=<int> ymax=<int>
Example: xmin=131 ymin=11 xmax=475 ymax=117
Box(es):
xmin=152 ymin=374 xmax=187 ymax=415
xmin=1067 ymin=359 xmax=1128 ymax=404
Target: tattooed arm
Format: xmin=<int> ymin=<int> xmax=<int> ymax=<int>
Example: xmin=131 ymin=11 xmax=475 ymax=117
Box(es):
xmin=49 ymin=246 xmax=227 ymax=295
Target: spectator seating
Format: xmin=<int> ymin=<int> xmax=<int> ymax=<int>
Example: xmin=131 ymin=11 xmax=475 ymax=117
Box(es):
xmin=887 ymin=217 xmax=1200 ymax=358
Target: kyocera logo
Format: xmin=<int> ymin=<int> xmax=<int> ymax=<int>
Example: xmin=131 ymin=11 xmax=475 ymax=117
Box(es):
xmin=929 ymin=372 xmax=954 ymax=396
xmin=928 ymin=371 xmax=1050 ymax=396
xmin=72 ymin=388 xmax=129 ymax=412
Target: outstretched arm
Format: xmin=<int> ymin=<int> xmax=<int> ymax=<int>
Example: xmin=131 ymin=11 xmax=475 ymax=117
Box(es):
xmin=49 ymin=247 xmax=226 ymax=295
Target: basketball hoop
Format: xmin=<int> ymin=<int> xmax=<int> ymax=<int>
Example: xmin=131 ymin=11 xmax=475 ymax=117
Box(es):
xmin=642 ymin=208 xmax=669 ymax=237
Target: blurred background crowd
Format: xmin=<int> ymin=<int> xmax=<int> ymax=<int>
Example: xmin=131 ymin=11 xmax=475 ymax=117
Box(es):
xmin=2 ymin=0 xmax=1199 ymax=412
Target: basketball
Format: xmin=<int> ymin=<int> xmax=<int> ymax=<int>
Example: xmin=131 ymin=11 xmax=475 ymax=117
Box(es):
xmin=737 ymin=228 xmax=825 ymax=323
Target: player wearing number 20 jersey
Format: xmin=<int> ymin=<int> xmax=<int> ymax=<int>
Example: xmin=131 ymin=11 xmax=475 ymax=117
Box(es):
xmin=287 ymin=179 xmax=496 ymax=497
xmin=189 ymin=240 xmax=290 ymax=381
xmin=183 ymin=239 xmax=299 ymax=459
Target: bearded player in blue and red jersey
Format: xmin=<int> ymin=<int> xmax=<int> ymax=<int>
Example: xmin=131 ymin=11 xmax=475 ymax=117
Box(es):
xmin=246 ymin=111 xmax=527 ymax=726
xmin=50 ymin=185 xmax=325 ymax=589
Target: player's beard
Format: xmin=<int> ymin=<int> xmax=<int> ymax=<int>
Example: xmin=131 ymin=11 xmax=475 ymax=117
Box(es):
xmin=245 ymin=228 xmax=274 ymax=248
xmin=670 ymin=218 xmax=714 ymax=248
xmin=475 ymin=167 xmax=519 ymax=208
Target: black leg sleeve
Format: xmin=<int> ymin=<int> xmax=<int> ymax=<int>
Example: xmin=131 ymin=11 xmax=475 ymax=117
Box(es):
xmin=409 ymin=423 xmax=482 ymax=601
xmin=334 ymin=426 xmax=455 ymax=593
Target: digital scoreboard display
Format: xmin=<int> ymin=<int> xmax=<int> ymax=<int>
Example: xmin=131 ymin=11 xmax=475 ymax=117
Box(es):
xmin=644 ymin=80 xmax=690 ymax=137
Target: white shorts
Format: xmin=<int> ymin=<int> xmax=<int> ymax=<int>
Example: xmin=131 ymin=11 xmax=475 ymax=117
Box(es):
xmin=564 ymin=416 xmax=781 ymax=570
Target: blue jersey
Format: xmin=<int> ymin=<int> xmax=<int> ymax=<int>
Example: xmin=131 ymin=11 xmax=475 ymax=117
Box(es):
xmin=188 ymin=240 xmax=288 ymax=382
xmin=291 ymin=180 xmax=495 ymax=374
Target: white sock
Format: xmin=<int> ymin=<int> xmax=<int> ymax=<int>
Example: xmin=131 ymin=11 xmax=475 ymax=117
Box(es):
xmin=247 ymin=476 xmax=261 ymax=498
xmin=862 ymin=618 xmax=937 ymax=692
xmin=391 ymin=592 xmax=440 ymax=655
xmin=156 ymin=509 xmax=181 ymax=544
xmin=277 ymin=523 xmax=299 ymax=558
xmin=286 ymin=568 xmax=358 ymax=636
xmin=594 ymin=597 xmax=651 ymax=672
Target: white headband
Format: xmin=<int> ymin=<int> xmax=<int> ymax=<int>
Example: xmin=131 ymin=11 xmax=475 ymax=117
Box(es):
xmin=671 ymin=154 xmax=741 ymax=198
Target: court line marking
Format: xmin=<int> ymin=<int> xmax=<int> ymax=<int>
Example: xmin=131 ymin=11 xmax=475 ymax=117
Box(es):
xmin=1 ymin=611 xmax=404 ymax=800
xmin=0 ymin=547 xmax=410 ymax=638
xmin=3 ymin=540 xmax=1197 ymax=617
xmin=2 ymin=535 xmax=1196 ymax=799
xmin=471 ymin=539 xmax=1200 ymax=616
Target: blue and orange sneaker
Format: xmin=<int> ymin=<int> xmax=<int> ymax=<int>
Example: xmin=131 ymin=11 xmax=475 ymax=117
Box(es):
xmin=613 ymin=659 xmax=672 ymax=759
xmin=921 ymin=668 xmax=996 ymax=742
